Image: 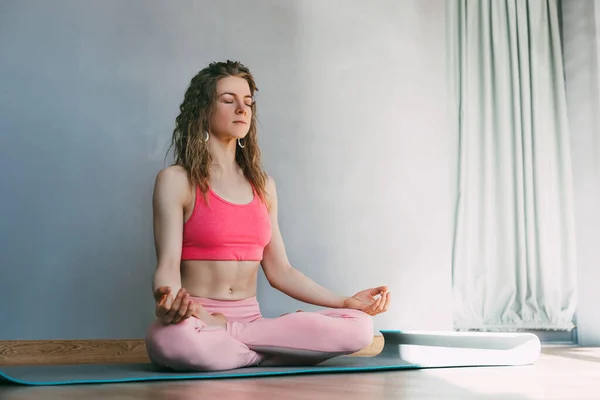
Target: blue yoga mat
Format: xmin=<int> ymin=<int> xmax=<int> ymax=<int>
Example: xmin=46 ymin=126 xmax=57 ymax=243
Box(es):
xmin=0 ymin=330 xmax=541 ymax=386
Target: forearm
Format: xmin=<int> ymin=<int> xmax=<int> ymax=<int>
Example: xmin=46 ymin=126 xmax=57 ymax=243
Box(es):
xmin=270 ymin=267 xmax=348 ymax=308
xmin=152 ymin=265 xmax=182 ymax=294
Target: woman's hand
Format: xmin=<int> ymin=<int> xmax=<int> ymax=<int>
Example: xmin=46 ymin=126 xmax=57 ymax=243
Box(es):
xmin=153 ymin=286 xmax=197 ymax=324
xmin=343 ymin=286 xmax=391 ymax=316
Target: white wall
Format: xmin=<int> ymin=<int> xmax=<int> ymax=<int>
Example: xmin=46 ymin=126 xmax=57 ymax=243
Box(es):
xmin=257 ymin=0 xmax=454 ymax=333
xmin=562 ymin=0 xmax=600 ymax=345
xmin=0 ymin=0 xmax=452 ymax=339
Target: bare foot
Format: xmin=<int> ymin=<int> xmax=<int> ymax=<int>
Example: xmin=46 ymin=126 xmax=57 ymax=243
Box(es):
xmin=191 ymin=304 xmax=227 ymax=329
xmin=206 ymin=312 xmax=227 ymax=329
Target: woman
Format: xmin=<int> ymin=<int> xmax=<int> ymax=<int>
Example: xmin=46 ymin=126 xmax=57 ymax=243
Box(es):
xmin=145 ymin=60 xmax=391 ymax=372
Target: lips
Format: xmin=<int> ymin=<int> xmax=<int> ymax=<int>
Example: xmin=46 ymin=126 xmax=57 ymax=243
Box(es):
xmin=233 ymin=121 xmax=247 ymax=125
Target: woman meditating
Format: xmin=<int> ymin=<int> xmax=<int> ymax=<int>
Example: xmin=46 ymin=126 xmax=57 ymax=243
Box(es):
xmin=145 ymin=60 xmax=391 ymax=372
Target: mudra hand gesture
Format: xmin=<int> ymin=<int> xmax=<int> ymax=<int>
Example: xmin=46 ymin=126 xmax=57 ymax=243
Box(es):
xmin=343 ymin=286 xmax=391 ymax=316
xmin=153 ymin=286 xmax=198 ymax=324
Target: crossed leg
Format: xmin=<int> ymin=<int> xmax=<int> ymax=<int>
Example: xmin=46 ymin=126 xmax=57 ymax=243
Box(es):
xmin=145 ymin=308 xmax=373 ymax=372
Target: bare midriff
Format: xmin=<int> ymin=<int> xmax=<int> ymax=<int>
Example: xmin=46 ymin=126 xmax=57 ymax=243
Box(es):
xmin=180 ymin=260 xmax=261 ymax=300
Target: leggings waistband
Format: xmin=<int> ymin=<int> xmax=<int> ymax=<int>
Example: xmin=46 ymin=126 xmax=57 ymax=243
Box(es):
xmin=189 ymin=295 xmax=262 ymax=322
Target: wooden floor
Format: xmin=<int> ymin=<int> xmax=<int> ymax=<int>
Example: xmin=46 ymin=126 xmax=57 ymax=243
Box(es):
xmin=1 ymin=346 xmax=599 ymax=400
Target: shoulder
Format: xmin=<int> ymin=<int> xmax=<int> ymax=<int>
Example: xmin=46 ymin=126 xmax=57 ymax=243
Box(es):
xmin=156 ymin=164 xmax=188 ymax=181
xmin=265 ymin=174 xmax=278 ymax=198
xmin=264 ymin=175 xmax=278 ymax=209
xmin=265 ymin=175 xmax=276 ymax=193
xmin=155 ymin=165 xmax=190 ymax=190
xmin=154 ymin=165 xmax=192 ymax=204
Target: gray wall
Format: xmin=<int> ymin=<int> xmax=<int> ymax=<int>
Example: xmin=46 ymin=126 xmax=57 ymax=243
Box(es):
xmin=0 ymin=0 xmax=452 ymax=340
xmin=562 ymin=0 xmax=600 ymax=345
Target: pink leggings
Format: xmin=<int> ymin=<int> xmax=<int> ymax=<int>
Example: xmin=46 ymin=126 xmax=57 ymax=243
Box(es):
xmin=145 ymin=296 xmax=374 ymax=372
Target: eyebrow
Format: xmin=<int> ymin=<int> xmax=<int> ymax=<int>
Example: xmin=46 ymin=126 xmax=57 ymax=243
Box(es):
xmin=218 ymin=92 xmax=253 ymax=99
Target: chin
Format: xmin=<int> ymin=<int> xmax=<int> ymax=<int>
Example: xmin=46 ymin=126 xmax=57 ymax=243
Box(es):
xmin=224 ymin=134 xmax=247 ymax=142
xmin=232 ymin=130 xmax=250 ymax=139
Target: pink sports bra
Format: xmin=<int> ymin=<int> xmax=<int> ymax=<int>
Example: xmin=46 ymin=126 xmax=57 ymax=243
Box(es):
xmin=181 ymin=185 xmax=272 ymax=261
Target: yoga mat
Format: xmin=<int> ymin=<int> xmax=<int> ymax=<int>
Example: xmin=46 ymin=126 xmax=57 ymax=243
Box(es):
xmin=0 ymin=330 xmax=541 ymax=386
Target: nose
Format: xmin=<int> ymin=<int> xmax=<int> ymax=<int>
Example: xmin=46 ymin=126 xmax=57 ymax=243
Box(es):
xmin=235 ymin=100 xmax=247 ymax=115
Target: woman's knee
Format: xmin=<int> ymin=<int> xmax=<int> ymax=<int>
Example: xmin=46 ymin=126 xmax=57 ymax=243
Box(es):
xmin=342 ymin=310 xmax=374 ymax=352
xmin=144 ymin=318 xmax=224 ymax=371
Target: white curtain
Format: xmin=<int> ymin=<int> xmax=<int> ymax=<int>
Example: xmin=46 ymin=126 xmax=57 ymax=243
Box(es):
xmin=448 ymin=0 xmax=578 ymax=331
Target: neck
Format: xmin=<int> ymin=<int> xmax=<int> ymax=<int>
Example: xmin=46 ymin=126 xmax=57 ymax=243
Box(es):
xmin=207 ymin=136 xmax=240 ymax=175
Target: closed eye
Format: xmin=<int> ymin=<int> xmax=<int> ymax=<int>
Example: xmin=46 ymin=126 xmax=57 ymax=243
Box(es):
xmin=219 ymin=92 xmax=253 ymax=105
xmin=224 ymin=100 xmax=253 ymax=107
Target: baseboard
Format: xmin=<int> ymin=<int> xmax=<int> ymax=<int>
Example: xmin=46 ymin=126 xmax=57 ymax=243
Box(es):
xmin=0 ymin=339 xmax=148 ymax=366
xmin=0 ymin=336 xmax=384 ymax=366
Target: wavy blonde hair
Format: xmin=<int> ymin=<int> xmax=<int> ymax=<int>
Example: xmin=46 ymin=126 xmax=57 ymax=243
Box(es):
xmin=167 ymin=60 xmax=268 ymax=205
